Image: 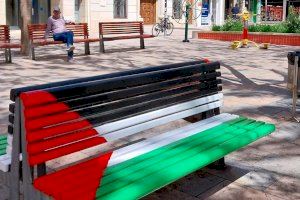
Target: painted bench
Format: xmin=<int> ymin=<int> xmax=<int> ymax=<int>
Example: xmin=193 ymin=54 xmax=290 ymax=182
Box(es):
xmin=99 ymin=21 xmax=154 ymax=53
xmin=6 ymin=60 xmax=275 ymax=200
xmin=0 ymin=25 xmax=21 ymax=63
xmin=28 ymin=23 xmax=99 ymax=60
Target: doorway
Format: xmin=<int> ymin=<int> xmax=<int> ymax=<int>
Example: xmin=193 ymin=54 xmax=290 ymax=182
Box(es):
xmin=140 ymin=0 xmax=156 ymax=24
xmin=32 ymin=0 xmax=51 ymax=24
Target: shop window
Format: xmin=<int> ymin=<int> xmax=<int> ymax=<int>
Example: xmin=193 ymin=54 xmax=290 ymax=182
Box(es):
xmin=173 ymin=0 xmax=182 ymax=19
xmin=114 ymin=0 xmax=127 ymax=18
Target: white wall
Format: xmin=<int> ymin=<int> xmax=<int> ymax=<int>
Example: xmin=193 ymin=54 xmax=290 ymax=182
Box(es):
xmin=0 ymin=0 xmax=6 ymax=24
xmin=88 ymin=0 xmax=140 ymax=34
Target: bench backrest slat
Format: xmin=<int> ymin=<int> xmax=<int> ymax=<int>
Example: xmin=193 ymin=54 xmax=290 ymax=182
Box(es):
xmin=99 ymin=21 xmax=143 ymax=35
xmin=0 ymin=25 xmax=10 ymax=42
xmin=28 ymin=23 xmax=89 ymax=40
xmin=12 ymin=61 xmax=222 ymax=167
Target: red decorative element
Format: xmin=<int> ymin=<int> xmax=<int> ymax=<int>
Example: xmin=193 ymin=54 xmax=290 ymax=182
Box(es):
xmin=198 ymin=32 xmax=300 ymax=46
xmin=34 ymin=152 xmax=112 ymax=200
xmin=242 ymin=28 xmax=248 ymax=40
xmin=20 ymin=90 xmax=111 ymax=199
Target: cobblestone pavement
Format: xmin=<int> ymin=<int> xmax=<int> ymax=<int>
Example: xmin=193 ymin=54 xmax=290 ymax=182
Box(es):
xmin=0 ymin=27 xmax=299 ymax=200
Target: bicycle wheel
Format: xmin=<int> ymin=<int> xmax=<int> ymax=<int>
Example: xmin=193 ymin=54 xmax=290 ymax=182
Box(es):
xmin=165 ymin=22 xmax=174 ymax=36
xmin=152 ymin=23 xmax=161 ymax=37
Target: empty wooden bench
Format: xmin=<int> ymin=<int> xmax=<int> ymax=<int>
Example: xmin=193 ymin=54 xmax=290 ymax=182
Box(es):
xmin=7 ymin=60 xmax=275 ymax=200
xmin=99 ymin=21 xmax=154 ymax=53
xmin=28 ymin=23 xmax=99 ymax=60
xmin=0 ymin=25 xmax=21 ymax=63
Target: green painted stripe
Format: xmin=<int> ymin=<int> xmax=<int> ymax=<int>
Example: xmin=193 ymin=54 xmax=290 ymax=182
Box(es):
xmin=0 ymin=149 xmax=6 ymax=156
xmin=0 ymin=143 xmax=7 ymax=150
xmin=97 ymin=119 xmax=259 ymax=197
xmin=105 ymin=117 xmax=247 ymax=177
xmin=0 ymin=140 xmax=7 ymax=145
xmin=0 ymin=135 xmax=7 ymax=140
xmin=101 ymin=118 xmax=250 ymax=187
xmin=98 ymin=122 xmax=275 ymax=200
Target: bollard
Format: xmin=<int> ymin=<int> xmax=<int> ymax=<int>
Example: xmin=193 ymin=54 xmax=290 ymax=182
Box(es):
xmin=183 ymin=3 xmax=191 ymax=43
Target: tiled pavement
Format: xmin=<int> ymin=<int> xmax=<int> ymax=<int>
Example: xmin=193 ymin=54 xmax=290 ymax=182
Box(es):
xmin=0 ymin=27 xmax=299 ymax=200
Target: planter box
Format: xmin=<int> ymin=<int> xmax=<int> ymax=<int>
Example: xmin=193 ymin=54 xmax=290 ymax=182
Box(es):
xmin=193 ymin=31 xmax=300 ymax=46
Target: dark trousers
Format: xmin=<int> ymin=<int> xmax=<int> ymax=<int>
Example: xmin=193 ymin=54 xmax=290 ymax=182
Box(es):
xmin=53 ymin=31 xmax=74 ymax=59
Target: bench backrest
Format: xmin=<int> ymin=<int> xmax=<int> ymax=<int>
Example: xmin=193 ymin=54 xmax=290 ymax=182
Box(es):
xmin=99 ymin=21 xmax=144 ymax=36
xmin=10 ymin=60 xmax=222 ymax=177
xmin=0 ymin=25 xmax=10 ymax=42
xmin=28 ymin=23 xmax=89 ymax=41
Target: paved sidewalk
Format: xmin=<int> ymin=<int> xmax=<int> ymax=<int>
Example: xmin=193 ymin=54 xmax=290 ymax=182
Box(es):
xmin=0 ymin=28 xmax=299 ymax=200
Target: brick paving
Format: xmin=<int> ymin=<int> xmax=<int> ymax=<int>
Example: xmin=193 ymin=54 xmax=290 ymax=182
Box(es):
xmin=0 ymin=27 xmax=299 ymax=200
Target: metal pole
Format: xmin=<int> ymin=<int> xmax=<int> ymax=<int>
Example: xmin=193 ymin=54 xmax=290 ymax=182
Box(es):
xmin=292 ymin=56 xmax=299 ymax=121
xmin=265 ymin=0 xmax=268 ymax=22
xmin=164 ymin=0 xmax=167 ymax=37
xmin=183 ymin=3 xmax=191 ymax=42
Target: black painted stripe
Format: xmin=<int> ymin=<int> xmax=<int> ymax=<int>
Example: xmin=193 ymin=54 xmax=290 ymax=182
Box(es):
xmin=55 ymin=72 xmax=220 ymax=111
xmin=9 ymin=103 xmax=15 ymax=113
xmin=10 ymin=60 xmax=208 ymax=101
xmin=9 ymin=114 xmax=14 ymax=124
xmin=40 ymin=62 xmax=220 ymax=101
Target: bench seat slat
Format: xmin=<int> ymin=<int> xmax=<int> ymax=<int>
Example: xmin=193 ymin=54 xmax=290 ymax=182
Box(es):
xmin=10 ymin=60 xmax=208 ymax=101
xmin=25 ymin=80 xmax=221 ymax=130
xmin=103 ymin=100 xmax=223 ymax=142
xmin=24 ymin=72 xmax=219 ymax=119
xmin=106 ymin=113 xmax=235 ymax=166
xmin=28 ymin=136 xmax=107 ymax=165
xmin=96 ymin=120 xmax=275 ymax=199
xmin=97 ymin=94 xmax=223 ymax=135
xmin=103 ymin=34 xmax=153 ymax=41
xmin=21 ymin=62 xmax=220 ymax=107
xmin=99 ymin=118 xmax=252 ymax=194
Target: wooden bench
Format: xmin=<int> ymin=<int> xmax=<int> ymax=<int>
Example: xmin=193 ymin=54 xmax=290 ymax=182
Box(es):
xmin=28 ymin=23 xmax=99 ymax=60
xmin=0 ymin=25 xmax=21 ymax=63
xmin=7 ymin=60 xmax=275 ymax=200
xmin=99 ymin=21 xmax=153 ymax=53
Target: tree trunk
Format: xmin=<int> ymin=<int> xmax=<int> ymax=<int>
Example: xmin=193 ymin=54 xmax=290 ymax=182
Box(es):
xmin=20 ymin=0 xmax=32 ymax=55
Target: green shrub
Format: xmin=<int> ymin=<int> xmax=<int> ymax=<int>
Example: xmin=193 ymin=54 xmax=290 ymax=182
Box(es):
xmin=212 ymin=25 xmax=221 ymax=31
xmin=211 ymin=6 xmax=300 ymax=34
xmin=284 ymin=6 xmax=300 ymax=33
xmin=220 ymin=18 xmax=243 ymax=31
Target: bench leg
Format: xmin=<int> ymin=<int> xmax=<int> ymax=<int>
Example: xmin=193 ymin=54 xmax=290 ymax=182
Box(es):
xmin=4 ymin=49 xmax=9 ymax=63
xmin=208 ymin=157 xmax=226 ymax=170
xmin=30 ymin=47 xmax=36 ymax=60
xmin=9 ymin=99 xmax=21 ymax=200
xmin=8 ymin=49 xmax=12 ymax=63
xmin=140 ymin=38 xmax=145 ymax=49
xmin=84 ymin=42 xmax=90 ymax=55
xmin=99 ymin=40 xmax=105 ymax=53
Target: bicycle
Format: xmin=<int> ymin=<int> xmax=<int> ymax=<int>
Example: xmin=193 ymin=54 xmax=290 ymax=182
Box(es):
xmin=152 ymin=15 xmax=174 ymax=36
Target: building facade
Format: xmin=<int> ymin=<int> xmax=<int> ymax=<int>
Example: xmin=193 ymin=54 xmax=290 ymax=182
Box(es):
xmin=0 ymin=0 xmax=299 ymax=33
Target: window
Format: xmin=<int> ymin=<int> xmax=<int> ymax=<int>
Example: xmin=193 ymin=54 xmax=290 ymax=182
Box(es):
xmin=173 ymin=0 xmax=182 ymax=19
xmin=114 ymin=0 xmax=127 ymax=18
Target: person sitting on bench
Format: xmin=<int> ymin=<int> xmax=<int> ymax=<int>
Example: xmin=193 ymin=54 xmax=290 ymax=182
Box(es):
xmin=45 ymin=6 xmax=75 ymax=62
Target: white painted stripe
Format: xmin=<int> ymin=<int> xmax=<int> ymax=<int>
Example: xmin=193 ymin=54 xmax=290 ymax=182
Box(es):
xmin=0 ymin=154 xmax=10 ymax=161
xmin=104 ymin=100 xmax=223 ymax=141
xmin=0 ymin=154 xmax=22 ymax=172
xmin=0 ymin=155 xmax=11 ymax=172
xmin=108 ymin=113 xmax=238 ymax=167
xmin=7 ymin=134 xmax=13 ymax=146
xmin=96 ymin=94 xmax=223 ymax=135
xmin=6 ymin=146 xmax=12 ymax=156
xmin=109 ymin=113 xmax=230 ymax=160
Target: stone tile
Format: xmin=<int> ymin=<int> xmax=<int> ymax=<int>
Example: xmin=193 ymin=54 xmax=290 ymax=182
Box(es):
xmin=143 ymin=187 xmax=200 ymax=200
xmin=265 ymin=176 xmax=300 ymax=200
xmin=205 ymin=182 xmax=283 ymax=200
xmin=197 ymin=180 xmax=232 ymax=199
xmin=171 ymin=170 xmax=224 ymax=197
xmin=233 ymin=170 xmax=278 ymax=191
